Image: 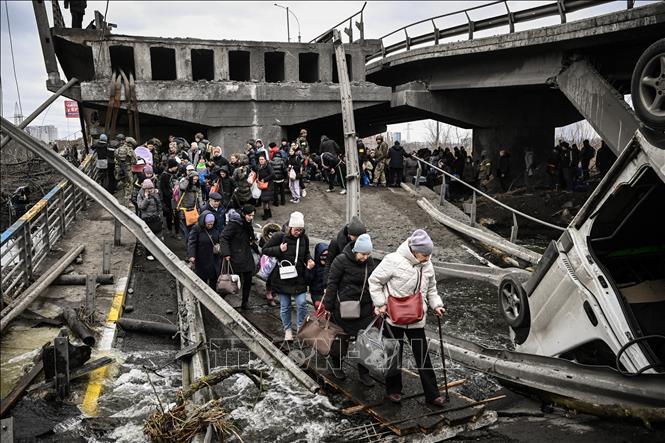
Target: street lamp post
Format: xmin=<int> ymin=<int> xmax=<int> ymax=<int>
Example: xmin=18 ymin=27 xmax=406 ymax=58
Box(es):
xmin=274 ymin=3 xmax=301 ymax=43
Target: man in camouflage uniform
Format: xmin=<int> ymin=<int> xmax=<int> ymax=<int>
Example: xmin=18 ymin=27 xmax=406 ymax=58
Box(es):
xmin=296 ymin=129 xmax=309 ymax=155
xmin=478 ymin=150 xmax=493 ymax=190
xmin=114 ymin=136 xmax=138 ymax=206
xmin=373 ymin=134 xmax=389 ymax=186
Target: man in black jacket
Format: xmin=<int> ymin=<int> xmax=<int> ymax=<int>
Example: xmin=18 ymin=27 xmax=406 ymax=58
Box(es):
xmin=388 ymin=141 xmax=408 ymax=187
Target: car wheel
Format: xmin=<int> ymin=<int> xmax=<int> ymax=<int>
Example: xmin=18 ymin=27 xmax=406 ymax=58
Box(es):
xmin=498 ymin=275 xmax=530 ymax=328
xmin=632 ymin=39 xmax=665 ymax=131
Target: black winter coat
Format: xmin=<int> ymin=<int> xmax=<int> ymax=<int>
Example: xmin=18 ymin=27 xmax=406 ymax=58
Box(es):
xmin=187 ymin=211 xmax=221 ymax=281
xmin=220 ymin=213 xmax=258 ymax=273
xmin=262 ymin=231 xmax=313 ymax=295
xmin=257 ymin=164 xmax=275 ymax=202
xmin=388 ymin=144 xmax=407 ymax=169
xmin=324 ymin=243 xmax=376 ymax=335
xmin=325 ymin=225 xmax=352 ymax=284
xmin=270 ymin=156 xmax=288 ymax=181
xmin=319 ymin=136 xmax=342 ymax=156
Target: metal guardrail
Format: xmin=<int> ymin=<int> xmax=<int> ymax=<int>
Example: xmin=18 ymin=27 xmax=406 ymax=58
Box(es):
xmin=1 ymin=154 xmax=98 ymax=301
xmin=310 ymin=1 xmax=367 ymax=43
xmin=412 ymin=155 xmax=566 ymax=237
xmin=365 ymin=0 xmax=621 ymax=63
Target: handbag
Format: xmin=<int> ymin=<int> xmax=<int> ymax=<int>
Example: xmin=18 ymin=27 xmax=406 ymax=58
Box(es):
xmin=297 ymin=314 xmax=347 ymax=357
xmin=216 ymin=260 xmax=241 ymax=297
xmin=206 ymin=231 xmax=221 ymax=255
xmin=250 ymin=181 xmax=261 ymax=199
xmin=247 ymin=170 xmax=257 ymax=184
xmin=288 ymin=167 xmax=297 ymax=181
xmin=386 ymin=268 xmax=424 ymax=325
xmin=177 ymin=192 xmax=199 ymax=226
xmin=337 ymin=265 xmax=368 ymax=320
xmin=278 ymin=238 xmax=299 ymax=280
xmin=257 ymin=180 xmax=269 ymax=190
xmin=353 ymin=317 xmax=400 ymax=378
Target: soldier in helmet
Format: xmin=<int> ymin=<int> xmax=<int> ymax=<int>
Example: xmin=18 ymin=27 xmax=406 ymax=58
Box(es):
xmin=115 ymin=136 xmax=138 ymax=207
xmin=373 ymin=134 xmax=389 ymax=187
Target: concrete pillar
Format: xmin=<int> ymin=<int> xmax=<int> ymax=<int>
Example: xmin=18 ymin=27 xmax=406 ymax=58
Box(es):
xmin=284 ymin=50 xmax=299 ymax=82
xmin=319 ymin=49 xmax=333 ymax=83
xmin=213 ymin=47 xmax=229 ymax=80
xmin=133 ymin=43 xmax=152 ymax=81
xmin=350 ymin=49 xmax=365 ymax=81
xmin=472 ymin=125 xmax=553 ymax=178
xmin=176 ymin=46 xmax=192 ymax=81
xmin=93 ymin=41 xmax=112 ymax=79
xmin=209 ymin=125 xmax=283 ymax=151
xmin=250 ymin=48 xmax=265 ymax=82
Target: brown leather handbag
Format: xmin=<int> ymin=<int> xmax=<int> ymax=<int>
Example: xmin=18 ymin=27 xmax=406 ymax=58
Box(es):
xmin=386 ymin=269 xmax=424 ymax=325
xmin=297 ymin=314 xmax=347 ymax=356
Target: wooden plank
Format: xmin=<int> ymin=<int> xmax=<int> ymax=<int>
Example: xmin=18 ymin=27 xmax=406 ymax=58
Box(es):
xmin=0 ymin=361 xmax=44 ymax=417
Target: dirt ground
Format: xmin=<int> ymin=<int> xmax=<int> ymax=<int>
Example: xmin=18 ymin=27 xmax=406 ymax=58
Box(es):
xmin=268 ymin=180 xmax=471 ymax=264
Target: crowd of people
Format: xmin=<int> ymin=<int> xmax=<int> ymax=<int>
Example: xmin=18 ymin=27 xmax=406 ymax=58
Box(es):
xmin=90 ymin=129 xmax=449 ymax=406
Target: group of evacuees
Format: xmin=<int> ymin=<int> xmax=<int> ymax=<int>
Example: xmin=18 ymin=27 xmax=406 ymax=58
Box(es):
xmin=92 ymin=129 xmax=450 ymax=408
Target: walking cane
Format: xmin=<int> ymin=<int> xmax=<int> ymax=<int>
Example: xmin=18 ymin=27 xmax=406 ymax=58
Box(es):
xmin=437 ymin=315 xmax=450 ymax=401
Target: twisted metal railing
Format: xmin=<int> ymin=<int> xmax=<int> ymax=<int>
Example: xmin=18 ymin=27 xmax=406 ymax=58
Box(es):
xmin=1 ymin=154 xmax=98 ymax=301
xmin=310 ymin=1 xmax=367 ymax=43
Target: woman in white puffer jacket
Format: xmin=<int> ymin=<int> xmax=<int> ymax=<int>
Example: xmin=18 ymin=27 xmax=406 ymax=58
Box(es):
xmin=368 ymin=229 xmax=447 ymax=407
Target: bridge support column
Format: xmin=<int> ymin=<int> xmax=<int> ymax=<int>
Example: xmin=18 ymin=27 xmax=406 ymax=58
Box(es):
xmin=472 ymin=125 xmax=553 ymax=175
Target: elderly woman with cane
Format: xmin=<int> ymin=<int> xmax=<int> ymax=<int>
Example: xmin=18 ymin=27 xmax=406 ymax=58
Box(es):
xmin=368 ymin=229 xmax=447 ymax=406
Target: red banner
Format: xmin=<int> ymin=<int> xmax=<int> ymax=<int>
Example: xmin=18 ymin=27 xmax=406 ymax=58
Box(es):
xmin=64 ymin=100 xmax=79 ymax=118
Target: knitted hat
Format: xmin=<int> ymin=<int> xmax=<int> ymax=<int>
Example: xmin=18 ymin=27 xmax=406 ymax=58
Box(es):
xmin=347 ymin=216 xmax=367 ymax=237
xmin=143 ymin=165 xmax=153 ymax=175
xmin=204 ymin=213 xmax=215 ymax=223
xmin=142 ymin=179 xmax=154 ymax=189
xmin=408 ymin=229 xmax=433 ymax=255
xmin=289 ymin=211 xmax=305 ymax=228
xmin=209 ymin=192 xmax=222 ymax=201
xmin=352 ymin=234 xmax=373 ymax=254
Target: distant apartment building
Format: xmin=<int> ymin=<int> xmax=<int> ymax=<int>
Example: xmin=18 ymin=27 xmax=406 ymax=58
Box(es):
xmin=26 ymin=125 xmax=58 ymax=143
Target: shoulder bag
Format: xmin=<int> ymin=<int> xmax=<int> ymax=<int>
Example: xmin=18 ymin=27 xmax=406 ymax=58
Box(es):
xmin=278 ymin=238 xmax=299 ymax=280
xmin=386 ymin=268 xmax=424 ymax=325
xmin=297 ymin=313 xmax=347 ymax=357
xmin=206 ymin=230 xmax=221 ymax=255
xmin=337 ymin=264 xmax=368 ymax=320
xmin=177 ymin=192 xmax=199 ymax=227
xmin=216 ymin=260 xmax=241 ymax=297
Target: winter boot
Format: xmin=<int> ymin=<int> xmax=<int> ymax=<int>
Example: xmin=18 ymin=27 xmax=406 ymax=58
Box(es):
xmin=262 ymin=210 xmax=268 ymax=221
xmin=266 ymin=208 xmax=272 ymax=219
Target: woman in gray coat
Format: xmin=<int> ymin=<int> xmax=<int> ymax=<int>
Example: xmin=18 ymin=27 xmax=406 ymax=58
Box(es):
xmin=137 ymin=178 xmax=163 ymax=260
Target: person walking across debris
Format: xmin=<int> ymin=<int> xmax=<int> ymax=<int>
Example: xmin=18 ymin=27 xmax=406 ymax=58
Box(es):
xmin=325 ymin=216 xmax=367 ymax=283
xmin=321 ymin=150 xmax=347 ymax=195
xmin=270 ymin=147 xmax=288 ymax=207
xmin=200 ymin=192 xmax=225 ymax=237
xmin=323 ymin=233 xmax=377 ymax=385
xmin=373 ymin=135 xmax=389 ymax=187
xmin=114 ymin=136 xmax=138 ymax=207
xmin=388 ymin=141 xmax=408 ymax=187
xmin=137 ymin=178 xmax=163 ymax=261
xmin=188 ymin=212 xmax=222 ymax=289
xmin=257 ymin=155 xmax=275 ymax=220
xmin=287 ymin=144 xmax=302 ymax=203
xmin=259 ymin=223 xmax=283 ymax=307
xmin=262 ymin=212 xmax=315 ymax=341
xmin=175 ymin=175 xmax=201 ymax=248
xmin=159 ymin=158 xmax=180 ymax=238
xmin=369 ymin=229 xmax=447 ymax=407
xmin=231 ymin=158 xmax=254 ymax=208
xmin=220 ymin=205 xmax=258 ymax=310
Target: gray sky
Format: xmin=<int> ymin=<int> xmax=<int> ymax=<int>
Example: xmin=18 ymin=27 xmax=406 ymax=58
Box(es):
xmin=0 ymin=1 xmax=646 ymax=142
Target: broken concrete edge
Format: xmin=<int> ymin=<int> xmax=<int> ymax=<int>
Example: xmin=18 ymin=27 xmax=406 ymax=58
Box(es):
xmin=1 ymin=116 xmax=320 ymax=395
xmin=400 ymin=182 xmax=542 ymax=265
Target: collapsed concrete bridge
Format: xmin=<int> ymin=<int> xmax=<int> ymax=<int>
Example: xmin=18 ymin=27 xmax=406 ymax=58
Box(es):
xmin=34 ymin=0 xmax=665 ymax=165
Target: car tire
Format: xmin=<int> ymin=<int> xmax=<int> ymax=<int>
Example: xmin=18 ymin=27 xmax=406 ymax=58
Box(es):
xmin=631 ymin=38 xmax=665 ymax=131
xmin=498 ymin=275 xmax=530 ymax=329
